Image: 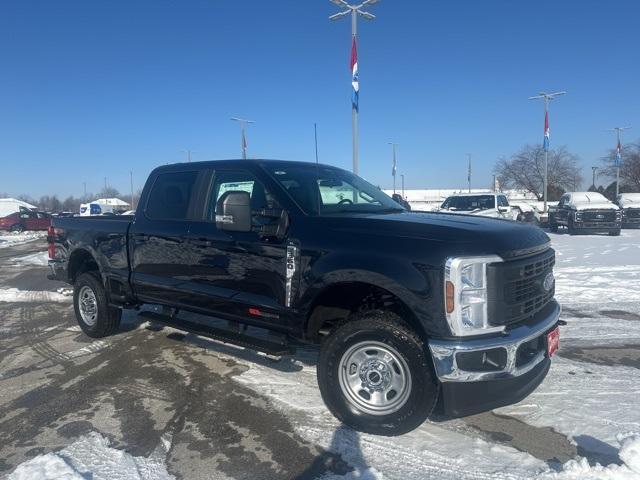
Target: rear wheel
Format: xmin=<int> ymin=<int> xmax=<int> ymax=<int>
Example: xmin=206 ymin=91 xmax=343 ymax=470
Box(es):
xmin=73 ymin=272 xmax=121 ymax=338
xmin=609 ymin=229 xmax=621 ymax=236
xmin=317 ymin=310 xmax=439 ymax=436
xmin=10 ymin=224 xmax=24 ymax=233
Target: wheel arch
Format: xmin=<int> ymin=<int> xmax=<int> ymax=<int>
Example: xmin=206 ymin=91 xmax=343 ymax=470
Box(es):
xmin=67 ymin=248 xmax=101 ymax=283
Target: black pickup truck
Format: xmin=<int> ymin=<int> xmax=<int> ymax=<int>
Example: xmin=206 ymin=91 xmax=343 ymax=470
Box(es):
xmin=48 ymin=160 xmax=561 ymax=435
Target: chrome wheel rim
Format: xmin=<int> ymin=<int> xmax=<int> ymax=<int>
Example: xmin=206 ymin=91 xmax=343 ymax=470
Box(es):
xmin=78 ymin=285 xmax=98 ymax=326
xmin=338 ymin=341 xmax=412 ymax=416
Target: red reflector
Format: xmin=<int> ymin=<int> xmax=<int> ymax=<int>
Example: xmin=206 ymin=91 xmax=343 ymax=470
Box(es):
xmin=547 ymin=327 xmax=560 ymax=357
xmin=248 ymin=308 xmax=261 ymax=316
xmin=48 ymin=243 xmax=56 ymax=260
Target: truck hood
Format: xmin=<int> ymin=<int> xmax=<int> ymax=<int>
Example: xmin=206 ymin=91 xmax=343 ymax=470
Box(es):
xmin=328 ymin=211 xmax=549 ymax=259
xmin=569 ymin=202 xmax=620 ymax=211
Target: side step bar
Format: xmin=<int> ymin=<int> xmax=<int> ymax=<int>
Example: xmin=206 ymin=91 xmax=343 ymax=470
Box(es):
xmin=138 ymin=311 xmax=296 ymax=356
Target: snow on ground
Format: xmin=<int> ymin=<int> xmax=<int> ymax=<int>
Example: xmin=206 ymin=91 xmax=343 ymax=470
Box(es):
xmin=7 ymin=432 xmax=174 ymax=480
xmin=0 ymin=287 xmax=72 ymax=303
xmin=8 ymin=250 xmax=49 ymax=266
xmin=0 ymin=231 xmax=47 ymax=248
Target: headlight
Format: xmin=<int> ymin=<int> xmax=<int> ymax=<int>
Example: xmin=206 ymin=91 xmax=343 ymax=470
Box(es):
xmin=444 ymin=256 xmax=505 ymax=337
xmin=575 ymin=211 xmax=582 ymax=221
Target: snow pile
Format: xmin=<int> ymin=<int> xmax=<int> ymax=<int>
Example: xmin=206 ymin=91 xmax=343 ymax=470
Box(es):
xmin=542 ymin=433 xmax=640 ymax=479
xmin=8 ymin=432 xmax=174 ymax=480
xmin=0 ymin=288 xmax=72 ymax=303
xmin=11 ymin=251 xmax=49 ymax=266
xmin=0 ymin=231 xmax=46 ymax=248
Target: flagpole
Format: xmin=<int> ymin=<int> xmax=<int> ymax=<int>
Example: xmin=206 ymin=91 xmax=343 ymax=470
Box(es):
xmin=328 ymin=0 xmax=378 ymax=176
xmin=351 ymin=9 xmax=359 ymax=175
xmin=467 ymin=153 xmax=472 ymax=193
xmin=230 ymin=117 xmax=255 ymax=160
xmin=528 ymin=91 xmax=566 ymax=213
xmin=389 ymin=142 xmax=397 ymax=194
xmin=608 ymin=126 xmax=632 ymax=198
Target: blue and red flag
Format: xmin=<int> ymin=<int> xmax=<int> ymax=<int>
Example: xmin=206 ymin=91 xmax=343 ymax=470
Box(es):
xmin=543 ymin=111 xmax=550 ymax=151
xmin=350 ymin=37 xmax=359 ymax=112
xmin=615 ymin=139 xmax=622 ymax=167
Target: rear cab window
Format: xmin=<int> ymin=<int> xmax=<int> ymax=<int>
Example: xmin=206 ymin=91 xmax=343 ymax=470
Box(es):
xmin=145 ymin=171 xmax=199 ymax=220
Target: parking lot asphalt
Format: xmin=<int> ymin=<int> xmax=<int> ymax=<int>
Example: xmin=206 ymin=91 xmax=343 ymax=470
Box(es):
xmin=1 ymin=236 xmax=638 ymax=479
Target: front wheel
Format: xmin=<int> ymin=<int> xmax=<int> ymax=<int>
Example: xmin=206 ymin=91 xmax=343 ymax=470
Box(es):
xmin=609 ymin=229 xmax=621 ymax=236
xmin=567 ymin=218 xmax=577 ymax=235
xmin=317 ymin=310 xmax=439 ymax=436
xmin=10 ymin=224 xmax=24 ymax=233
xmin=73 ymin=272 xmax=121 ymax=338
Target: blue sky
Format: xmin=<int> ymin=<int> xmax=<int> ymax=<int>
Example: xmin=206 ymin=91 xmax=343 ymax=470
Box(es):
xmin=1 ymin=0 xmax=639 ymax=198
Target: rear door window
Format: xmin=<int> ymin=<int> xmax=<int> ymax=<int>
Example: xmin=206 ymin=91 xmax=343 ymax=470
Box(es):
xmin=145 ymin=171 xmax=198 ymax=220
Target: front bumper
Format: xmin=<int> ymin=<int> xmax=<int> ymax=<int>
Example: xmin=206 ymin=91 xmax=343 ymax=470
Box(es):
xmin=428 ymin=300 xmax=560 ymax=383
xmin=428 ymin=300 xmax=560 ymax=418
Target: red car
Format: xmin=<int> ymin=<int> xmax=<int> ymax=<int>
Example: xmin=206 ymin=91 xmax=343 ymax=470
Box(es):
xmin=0 ymin=210 xmax=52 ymax=232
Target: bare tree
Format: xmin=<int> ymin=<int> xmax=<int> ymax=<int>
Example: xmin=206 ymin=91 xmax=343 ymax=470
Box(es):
xmin=601 ymin=141 xmax=640 ymax=192
xmin=98 ymin=186 xmax=120 ymax=199
xmin=494 ymin=145 xmax=583 ymax=200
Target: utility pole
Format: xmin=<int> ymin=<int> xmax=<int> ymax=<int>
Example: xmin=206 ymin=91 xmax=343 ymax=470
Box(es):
xmin=389 ymin=142 xmax=398 ymax=194
xmin=467 ymin=153 xmax=472 ymax=192
xmin=83 ymin=182 xmax=87 ymax=198
xmin=608 ymin=126 xmax=631 ymax=197
xmin=104 ymin=177 xmax=107 ymax=191
xmin=130 ymin=171 xmax=135 ymax=210
xmin=329 ymin=0 xmax=379 ymax=175
xmin=401 ymin=174 xmax=405 ymax=197
xmin=231 ymin=117 xmax=255 ymax=159
xmin=314 ymin=123 xmax=319 ymax=164
xmin=528 ymin=91 xmax=566 ymax=213
xmin=591 ymin=166 xmax=598 ymax=189
xmin=492 ymin=175 xmax=496 ymax=192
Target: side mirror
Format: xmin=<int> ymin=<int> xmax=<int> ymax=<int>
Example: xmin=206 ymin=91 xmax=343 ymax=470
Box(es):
xmin=215 ymin=191 xmax=251 ymax=232
xmin=498 ymin=206 xmax=510 ymax=213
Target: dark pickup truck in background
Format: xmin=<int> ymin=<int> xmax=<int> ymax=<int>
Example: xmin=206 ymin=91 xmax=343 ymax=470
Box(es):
xmin=48 ymin=159 xmax=561 ymax=435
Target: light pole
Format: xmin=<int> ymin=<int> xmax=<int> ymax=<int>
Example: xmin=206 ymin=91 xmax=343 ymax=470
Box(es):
xmin=401 ymin=174 xmax=405 ymax=197
xmin=329 ymin=0 xmax=379 ymax=175
xmin=591 ymin=166 xmax=598 ymax=189
xmin=314 ymin=123 xmax=319 ymax=164
xmin=389 ymin=142 xmax=397 ymax=194
xmin=467 ymin=153 xmax=472 ymax=193
xmin=181 ymin=150 xmax=194 ymax=163
xmin=130 ymin=171 xmax=135 ymax=210
xmin=528 ymin=91 xmax=566 ymax=213
xmin=231 ymin=117 xmax=255 ymax=159
xmin=608 ymin=126 xmax=631 ymax=197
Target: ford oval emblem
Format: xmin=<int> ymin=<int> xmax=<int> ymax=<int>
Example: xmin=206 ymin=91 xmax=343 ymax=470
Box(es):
xmin=543 ymin=272 xmax=555 ymax=292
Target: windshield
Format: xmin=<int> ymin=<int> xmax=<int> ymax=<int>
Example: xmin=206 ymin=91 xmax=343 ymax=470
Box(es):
xmin=441 ymin=195 xmax=495 ymax=211
xmin=263 ymin=164 xmax=404 ymax=215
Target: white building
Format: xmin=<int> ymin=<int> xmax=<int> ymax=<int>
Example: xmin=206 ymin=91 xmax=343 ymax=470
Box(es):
xmin=0 ymin=198 xmax=37 ymax=217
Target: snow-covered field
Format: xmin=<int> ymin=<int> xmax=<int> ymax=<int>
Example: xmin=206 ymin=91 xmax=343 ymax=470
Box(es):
xmin=0 ymin=231 xmax=47 ymax=248
xmin=4 ymin=229 xmax=640 ymax=479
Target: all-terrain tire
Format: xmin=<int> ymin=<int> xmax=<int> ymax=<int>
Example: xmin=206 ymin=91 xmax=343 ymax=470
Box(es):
xmin=317 ymin=310 xmax=439 ymax=436
xmin=73 ymin=272 xmax=121 ymax=338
